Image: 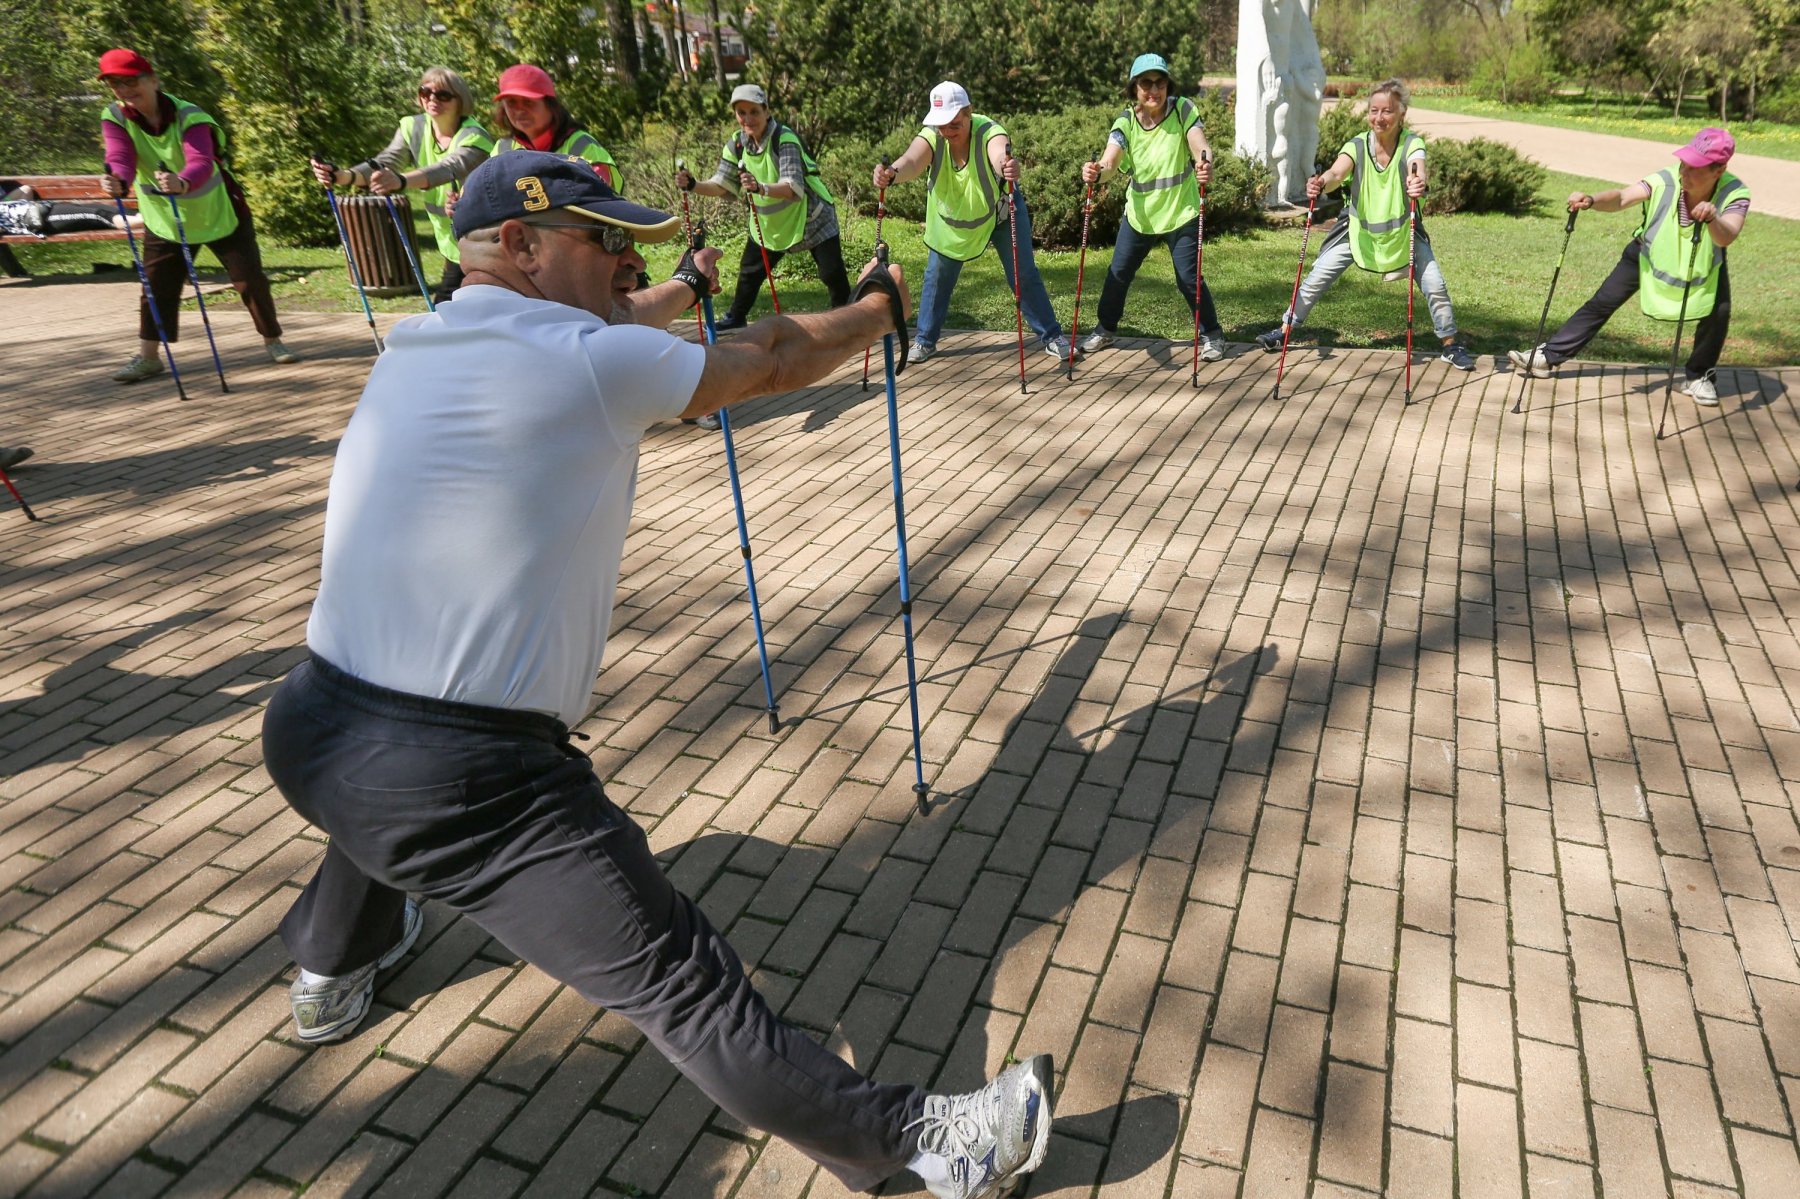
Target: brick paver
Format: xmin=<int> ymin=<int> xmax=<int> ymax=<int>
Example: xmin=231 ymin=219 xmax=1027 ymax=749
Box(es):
xmin=3 ymin=277 xmax=1800 ymax=1196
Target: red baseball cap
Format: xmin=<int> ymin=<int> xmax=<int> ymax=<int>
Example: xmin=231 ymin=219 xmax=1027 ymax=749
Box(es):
xmin=1674 ymin=127 xmax=1735 ymax=168
xmin=97 ymin=48 xmax=154 ymax=79
xmin=496 ymin=64 xmax=556 ymax=100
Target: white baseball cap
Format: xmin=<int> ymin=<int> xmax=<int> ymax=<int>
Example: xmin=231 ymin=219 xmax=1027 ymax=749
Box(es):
xmin=730 ymin=83 xmax=768 ymax=107
xmin=923 ymin=80 xmax=971 ymax=126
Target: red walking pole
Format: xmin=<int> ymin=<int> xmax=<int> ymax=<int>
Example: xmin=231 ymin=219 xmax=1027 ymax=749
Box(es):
xmin=676 ymin=159 xmax=705 ymax=338
xmin=736 ymin=135 xmax=782 ymax=315
xmin=1191 ymin=150 xmax=1209 ymax=388
xmin=1004 ymin=140 xmax=1026 ymax=394
xmin=864 ymin=156 xmax=890 ymax=390
xmin=1274 ymin=191 xmax=1318 ymax=401
xmin=1069 ymin=153 xmax=1097 ymax=380
xmin=0 ymin=468 xmax=36 ymax=522
xmin=1405 ymin=160 xmax=1421 ymax=404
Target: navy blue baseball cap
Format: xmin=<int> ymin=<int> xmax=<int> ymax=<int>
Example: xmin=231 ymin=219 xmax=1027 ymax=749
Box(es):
xmin=452 ymin=150 xmax=682 ymax=243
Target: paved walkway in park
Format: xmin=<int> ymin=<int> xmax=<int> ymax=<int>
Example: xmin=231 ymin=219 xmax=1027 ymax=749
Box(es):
xmin=3 ymin=278 xmax=1800 ymax=1198
xmin=1406 ymin=108 xmax=1800 ymax=221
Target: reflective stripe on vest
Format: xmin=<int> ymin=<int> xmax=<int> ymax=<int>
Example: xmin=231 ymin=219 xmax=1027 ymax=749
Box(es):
xmin=923 ymin=116 xmax=1006 ymax=260
xmin=1634 ymin=168 xmax=1747 ymax=321
xmin=103 ymin=96 xmax=236 ymax=243
xmin=729 ymin=122 xmax=833 ymax=251
xmin=494 ymin=130 xmax=618 ymax=190
xmin=1112 ymin=96 xmax=1200 ymax=236
xmin=1344 ymin=131 xmax=1422 ymax=272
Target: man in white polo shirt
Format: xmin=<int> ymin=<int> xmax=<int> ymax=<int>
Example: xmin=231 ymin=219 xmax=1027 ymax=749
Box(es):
xmin=264 ymin=151 xmax=1052 ymax=1199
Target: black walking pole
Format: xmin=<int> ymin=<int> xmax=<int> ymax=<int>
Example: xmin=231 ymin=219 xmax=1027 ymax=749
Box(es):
xmin=693 ymin=224 xmax=782 ymax=733
xmin=315 ymin=156 xmax=384 ymax=353
xmin=1656 ymin=223 xmax=1707 ymax=441
xmin=1513 ymin=208 xmax=1579 ymax=415
xmin=155 ymin=166 xmax=230 ymax=393
xmin=115 ymin=195 xmax=191 ymax=401
xmin=382 ymin=193 xmax=436 ymax=311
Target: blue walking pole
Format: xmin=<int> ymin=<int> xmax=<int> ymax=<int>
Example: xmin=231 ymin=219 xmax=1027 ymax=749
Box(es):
xmin=156 ymin=166 xmax=229 ymax=392
xmin=871 ymin=243 xmax=929 ymax=807
xmin=381 ymin=193 xmax=436 ymax=311
xmin=115 ymin=194 xmax=190 ymax=401
xmin=314 ymin=156 xmax=383 ymax=353
xmin=694 ymin=227 xmax=780 ymax=733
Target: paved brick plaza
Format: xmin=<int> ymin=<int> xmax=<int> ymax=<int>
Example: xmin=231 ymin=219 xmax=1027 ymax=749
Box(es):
xmin=3 ymin=277 xmax=1800 ymax=1197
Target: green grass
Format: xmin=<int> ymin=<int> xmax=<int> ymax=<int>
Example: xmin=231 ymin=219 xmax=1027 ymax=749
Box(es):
xmin=1410 ymin=90 xmax=1800 ymax=163
xmin=12 ymin=169 xmax=1797 ymax=368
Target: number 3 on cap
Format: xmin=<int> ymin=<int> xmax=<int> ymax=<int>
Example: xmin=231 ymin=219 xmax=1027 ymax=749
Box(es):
xmin=516 ymin=177 xmax=549 ymax=211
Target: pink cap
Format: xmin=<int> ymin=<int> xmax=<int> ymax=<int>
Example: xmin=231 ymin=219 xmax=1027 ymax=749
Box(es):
xmin=496 ymin=64 xmax=556 ymax=100
xmin=1674 ymin=127 xmax=1734 ymax=168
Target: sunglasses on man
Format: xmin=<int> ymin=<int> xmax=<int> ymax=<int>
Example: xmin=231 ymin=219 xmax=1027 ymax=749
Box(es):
xmin=512 ymin=219 xmax=636 ymax=254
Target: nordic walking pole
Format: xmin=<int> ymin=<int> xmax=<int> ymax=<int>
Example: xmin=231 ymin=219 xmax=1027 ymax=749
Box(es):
xmin=1273 ymin=190 xmax=1317 ymax=401
xmin=736 ymin=136 xmax=782 ymax=315
xmin=675 ymin=160 xmax=706 ymax=339
xmin=872 ymin=241 xmax=929 ymax=808
xmin=156 ymin=166 xmax=229 ymax=393
xmin=693 ymin=225 xmax=781 ymax=733
xmin=0 ymin=468 xmax=37 ymax=522
xmin=381 ymin=193 xmax=436 ymax=311
xmin=1404 ymin=159 xmax=1421 ymax=404
xmin=863 ymin=156 xmax=890 ymax=391
xmin=314 ymin=156 xmax=383 ymax=353
xmin=1656 ymin=221 xmax=1708 ymax=441
xmin=1514 ymin=207 xmax=1579 ymax=415
xmin=1004 ymin=140 xmax=1027 ymax=394
xmin=1191 ymin=150 xmax=1209 ymax=388
xmin=115 ymin=194 xmax=190 ymax=402
xmin=1070 ymin=152 xmax=1097 ymax=380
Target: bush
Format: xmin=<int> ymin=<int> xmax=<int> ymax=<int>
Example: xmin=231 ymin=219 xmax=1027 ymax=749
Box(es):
xmin=1317 ymin=100 xmax=1368 ymax=173
xmin=1420 ymin=135 xmax=1545 ymax=215
xmin=1761 ymin=75 xmax=1800 ymax=124
xmin=1469 ymin=35 xmax=1553 ymax=106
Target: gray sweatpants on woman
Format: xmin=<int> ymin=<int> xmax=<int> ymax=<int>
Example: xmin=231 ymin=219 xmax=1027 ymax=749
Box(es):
xmin=1283 ymin=218 xmax=1458 ymax=340
xmin=268 ymin=654 xmax=926 ymax=1191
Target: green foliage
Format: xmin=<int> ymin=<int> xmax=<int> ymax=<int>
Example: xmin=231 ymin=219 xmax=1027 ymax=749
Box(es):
xmin=0 ymin=3 xmax=91 ymax=169
xmin=1469 ymin=27 xmax=1553 ymax=105
xmin=1316 ymin=101 xmax=1367 ymax=173
xmin=1419 ymin=136 xmax=1545 ymax=216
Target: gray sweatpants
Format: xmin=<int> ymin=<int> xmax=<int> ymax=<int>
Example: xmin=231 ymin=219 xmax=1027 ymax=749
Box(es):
xmin=268 ymin=655 xmax=926 ymax=1191
xmin=1284 ymin=218 xmax=1458 ymax=340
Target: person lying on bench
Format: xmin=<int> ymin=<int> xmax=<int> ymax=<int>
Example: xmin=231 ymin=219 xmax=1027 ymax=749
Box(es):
xmin=0 ymin=184 xmax=143 ymax=238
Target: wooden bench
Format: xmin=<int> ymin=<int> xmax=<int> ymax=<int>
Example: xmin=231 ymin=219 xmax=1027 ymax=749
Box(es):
xmin=1 ymin=175 xmax=138 ymax=277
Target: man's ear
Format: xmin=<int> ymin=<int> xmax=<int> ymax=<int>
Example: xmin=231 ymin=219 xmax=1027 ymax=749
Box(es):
xmin=497 ymin=219 xmax=539 ymax=265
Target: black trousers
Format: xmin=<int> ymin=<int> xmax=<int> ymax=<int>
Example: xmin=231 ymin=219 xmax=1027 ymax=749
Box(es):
xmin=725 ymin=233 xmax=852 ymax=321
xmin=266 ymin=655 xmax=924 ymax=1190
xmin=1544 ymin=238 xmax=1731 ymax=379
xmin=434 ymin=258 xmax=464 ymax=306
xmin=137 ymin=174 xmax=281 ymax=343
xmin=1096 ymin=214 xmax=1221 ymax=335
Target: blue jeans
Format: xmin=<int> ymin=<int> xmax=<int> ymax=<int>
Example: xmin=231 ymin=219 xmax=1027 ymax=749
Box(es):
xmin=915 ymin=191 xmax=1063 ymax=350
xmin=1284 ymin=219 xmax=1457 ymax=340
xmin=1096 ymin=214 xmax=1221 ymax=335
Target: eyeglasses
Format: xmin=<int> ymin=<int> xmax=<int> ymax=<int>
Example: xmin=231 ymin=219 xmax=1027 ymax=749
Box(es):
xmin=1138 ymin=76 xmax=1170 ymax=89
xmin=418 ymin=88 xmax=458 ymax=103
xmin=519 ymin=219 xmax=635 ymax=254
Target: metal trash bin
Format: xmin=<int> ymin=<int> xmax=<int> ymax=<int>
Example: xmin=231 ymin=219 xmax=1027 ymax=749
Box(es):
xmin=337 ymin=194 xmax=425 ymax=297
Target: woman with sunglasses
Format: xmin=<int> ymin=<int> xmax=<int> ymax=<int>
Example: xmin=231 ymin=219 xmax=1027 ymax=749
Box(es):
xmin=1079 ymin=54 xmax=1227 ymax=362
xmin=489 ymin=64 xmax=619 ymax=192
xmin=309 ymin=67 xmax=494 ymax=304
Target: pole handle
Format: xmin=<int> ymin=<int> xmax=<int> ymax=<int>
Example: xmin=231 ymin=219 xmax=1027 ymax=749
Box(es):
xmin=1563 ymin=208 xmax=1578 ymax=234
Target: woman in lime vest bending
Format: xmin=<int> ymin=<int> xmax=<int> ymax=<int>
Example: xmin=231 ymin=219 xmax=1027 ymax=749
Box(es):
xmin=1252 ymin=78 xmax=1475 ymax=372
xmin=97 ymin=48 xmax=295 ymax=383
xmin=1509 ymin=128 xmax=1749 ymax=407
xmin=490 ymin=65 xmax=619 ymax=190
xmin=308 ymin=67 xmax=493 ymax=305
xmin=675 ymin=84 xmax=850 ymax=331
xmin=872 ymin=81 xmax=1071 ymax=364
xmin=1080 ymin=54 xmax=1225 ymax=362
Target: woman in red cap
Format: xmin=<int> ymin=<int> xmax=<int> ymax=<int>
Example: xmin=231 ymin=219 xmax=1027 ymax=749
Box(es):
xmin=307 ymin=67 xmax=494 ymax=304
xmin=489 ymin=64 xmax=620 ymax=191
xmin=97 ymin=48 xmax=295 ymax=383
xmin=1508 ymin=127 xmax=1751 ymax=407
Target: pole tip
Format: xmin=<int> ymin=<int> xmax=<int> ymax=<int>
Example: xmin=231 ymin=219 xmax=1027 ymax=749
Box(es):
xmin=768 ymin=711 xmax=781 ymax=735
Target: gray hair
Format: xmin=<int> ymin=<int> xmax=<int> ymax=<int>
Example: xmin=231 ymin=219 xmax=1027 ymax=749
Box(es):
xmin=1368 ymin=77 xmax=1410 ymax=111
xmin=419 ymin=66 xmax=476 ymax=118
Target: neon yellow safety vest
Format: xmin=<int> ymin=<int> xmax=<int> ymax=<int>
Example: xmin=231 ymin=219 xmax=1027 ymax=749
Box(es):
xmin=1342 ymin=130 xmax=1424 ymax=273
xmin=1110 ymin=96 xmax=1201 ymax=236
xmin=727 ymin=122 xmax=834 ymax=252
xmin=102 ymin=95 xmax=236 ymax=243
xmin=1634 ymin=168 xmax=1748 ymax=322
xmin=495 ymin=129 xmax=620 ymax=191
xmin=922 ymin=115 xmax=1008 ymax=261
xmin=396 ymin=114 xmax=495 ymax=263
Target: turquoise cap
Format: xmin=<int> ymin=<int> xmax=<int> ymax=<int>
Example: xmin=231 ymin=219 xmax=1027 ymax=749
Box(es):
xmin=1128 ymin=53 xmax=1172 ymax=83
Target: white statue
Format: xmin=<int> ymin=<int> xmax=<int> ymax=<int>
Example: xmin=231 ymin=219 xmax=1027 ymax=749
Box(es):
xmin=1235 ymin=0 xmax=1326 ymax=207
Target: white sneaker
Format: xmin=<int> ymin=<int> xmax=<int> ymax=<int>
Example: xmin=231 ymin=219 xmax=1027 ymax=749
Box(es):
xmin=1506 ymin=345 xmax=1552 ymax=379
xmin=1199 ymin=334 xmax=1226 ymax=362
xmin=909 ymin=1054 xmax=1054 ymax=1199
xmin=290 ymin=899 xmax=422 ymax=1044
xmin=1684 ymin=374 xmax=1719 ymax=406
xmin=1043 ymin=335 xmax=1075 ymax=363
xmin=912 ymin=340 xmax=935 ymax=363
xmin=1079 ymin=328 xmax=1114 ymax=354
